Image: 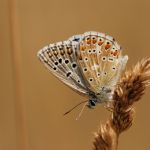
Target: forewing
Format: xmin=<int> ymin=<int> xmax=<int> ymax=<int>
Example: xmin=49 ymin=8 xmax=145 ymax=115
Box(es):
xmin=37 ymin=40 xmax=88 ymax=96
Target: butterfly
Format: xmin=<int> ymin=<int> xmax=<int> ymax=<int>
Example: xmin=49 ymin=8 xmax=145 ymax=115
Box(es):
xmin=37 ymin=31 xmax=128 ymax=118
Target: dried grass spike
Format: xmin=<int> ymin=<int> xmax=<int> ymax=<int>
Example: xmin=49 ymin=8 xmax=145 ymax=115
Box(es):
xmin=93 ymin=57 xmax=150 ymax=150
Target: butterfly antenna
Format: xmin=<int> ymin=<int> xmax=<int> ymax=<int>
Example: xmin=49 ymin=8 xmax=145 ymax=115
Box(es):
xmin=76 ymin=102 xmax=88 ymax=120
xmin=63 ymin=100 xmax=88 ymax=116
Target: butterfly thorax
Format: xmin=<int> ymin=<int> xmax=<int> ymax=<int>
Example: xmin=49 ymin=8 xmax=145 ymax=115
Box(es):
xmin=87 ymin=87 xmax=112 ymax=108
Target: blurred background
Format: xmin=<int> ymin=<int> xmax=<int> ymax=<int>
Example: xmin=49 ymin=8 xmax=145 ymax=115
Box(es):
xmin=0 ymin=0 xmax=150 ymax=150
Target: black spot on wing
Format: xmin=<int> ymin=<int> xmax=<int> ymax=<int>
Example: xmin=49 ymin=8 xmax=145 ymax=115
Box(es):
xmin=66 ymin=72 xmax=72 ymax=77
xmin=72 ymin=63 xmax=77 ymax=68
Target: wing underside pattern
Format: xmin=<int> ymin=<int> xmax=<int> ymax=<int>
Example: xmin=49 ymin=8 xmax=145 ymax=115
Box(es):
xmin=37 ymin=31 xmax=128 ymax=96
xmin=37 ymin=40 xmax=88 ymax=96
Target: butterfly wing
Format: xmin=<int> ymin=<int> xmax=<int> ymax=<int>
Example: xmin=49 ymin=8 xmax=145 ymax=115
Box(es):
xmin=37 ymin=31 xmax=128 ymax=99
xmin=77 ymin=31 xmax=128 ymax=93
xmin=37 ymin=40 xmax=89 ymax=96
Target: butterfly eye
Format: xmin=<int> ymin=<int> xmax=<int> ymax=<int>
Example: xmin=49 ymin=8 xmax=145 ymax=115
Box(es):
xmin=90 ymin=100 xmax=96 ymax=107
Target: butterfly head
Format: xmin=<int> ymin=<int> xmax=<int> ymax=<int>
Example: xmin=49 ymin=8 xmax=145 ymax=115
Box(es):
xmin=87 ymin=99 xmax=97 ymax=108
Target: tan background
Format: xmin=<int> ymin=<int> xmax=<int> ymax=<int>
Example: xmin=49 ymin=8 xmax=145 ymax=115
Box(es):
xmin=0 ymin=0 xmax=150 ymax=150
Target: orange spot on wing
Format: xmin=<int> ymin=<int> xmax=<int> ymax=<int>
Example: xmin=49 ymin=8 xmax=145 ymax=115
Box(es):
xmin=92 ymin=39 xmax=97 ymax=44
xmin=111 ymin=50 xmax=120 ymax=57
xmin=114 ymin=51 xmax=118 ymax=56
xmin=87 ymin=39 xmax=91 ymax=44
xmin=98 ymin=41 xmax=104 ymax=46
xmin=80 ymin=45 xmax=86 ymax=51
xmin=105 ymin=44 xmax=111 ymax=50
